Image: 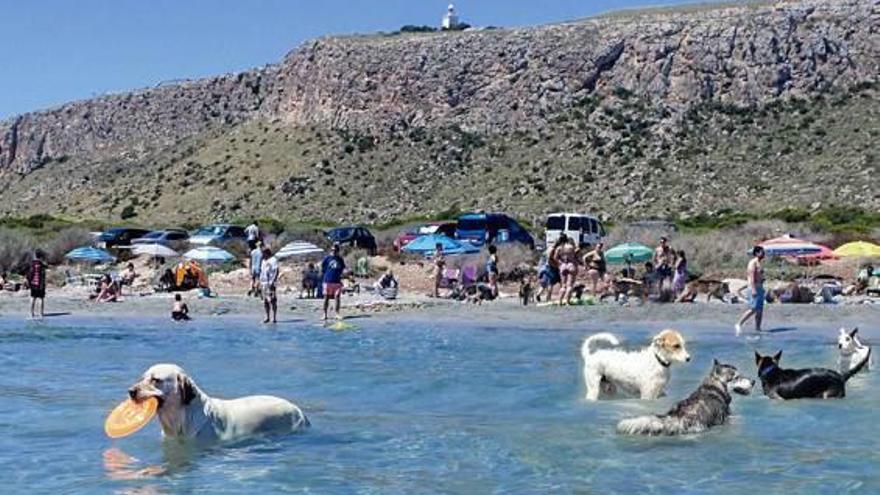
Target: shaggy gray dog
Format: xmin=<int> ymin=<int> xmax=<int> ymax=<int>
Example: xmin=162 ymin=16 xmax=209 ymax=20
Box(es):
xmin=617 ymin=360 xmax=753 ymax=436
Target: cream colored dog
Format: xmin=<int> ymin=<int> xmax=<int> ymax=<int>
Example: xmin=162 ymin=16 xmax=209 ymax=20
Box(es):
xmin=581 ymin=329 xmax=691 ymax=400
xmin=129 ymin=364 xmax=309 ymax=442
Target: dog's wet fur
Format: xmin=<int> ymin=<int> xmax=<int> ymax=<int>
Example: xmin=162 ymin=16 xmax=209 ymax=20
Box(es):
xmin=617 ymin=360 xmax=754 ymax=436
xmin=838 ymin=327 xmax=872 ymax=375
xmin=755 ymin=349 xmax=869 ymax=400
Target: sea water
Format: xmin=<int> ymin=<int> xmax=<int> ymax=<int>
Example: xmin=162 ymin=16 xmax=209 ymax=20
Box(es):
xmin=0 ymin=313 xmax=877 ymax=494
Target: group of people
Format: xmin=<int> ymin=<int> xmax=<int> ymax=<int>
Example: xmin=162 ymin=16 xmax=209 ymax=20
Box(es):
xmin=536 ymin=235 xmax=690 ymax=305
xmin=429 ymin=242 xmax=501 ymax=302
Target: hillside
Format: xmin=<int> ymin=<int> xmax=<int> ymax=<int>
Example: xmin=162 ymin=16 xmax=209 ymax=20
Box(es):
xmin=0 ymin=0 xmax=877 ymax=226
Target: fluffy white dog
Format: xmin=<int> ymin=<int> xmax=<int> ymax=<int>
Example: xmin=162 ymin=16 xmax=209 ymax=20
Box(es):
xmin=581 ymin=329 xmax=691 ymax=401
xmin=128 ymin=364 xmax=309 ymax=443
xmin=838 ymin=327 xmax=872 ymax=375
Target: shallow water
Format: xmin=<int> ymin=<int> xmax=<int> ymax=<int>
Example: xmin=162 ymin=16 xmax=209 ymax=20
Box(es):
xmin=0 ymin=314 xmax=877 ymax=493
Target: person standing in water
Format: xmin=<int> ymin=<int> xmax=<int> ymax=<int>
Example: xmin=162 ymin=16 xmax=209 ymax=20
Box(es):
xmin=736 ymin=246 xmax=765 ymax=335
xmin=321 ymin=243 xmax=346 ymax=321
xmin=486 ymin=244 xmax=500 ymax=297
xmin=260 ymin=247 xmax=279 ymax=324
xmin=27 ymin=250 xmax=47 ymax=319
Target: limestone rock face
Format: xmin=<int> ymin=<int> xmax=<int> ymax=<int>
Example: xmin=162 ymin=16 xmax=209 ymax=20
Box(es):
xmin=0 ymin=0 xmax=877 ymax=222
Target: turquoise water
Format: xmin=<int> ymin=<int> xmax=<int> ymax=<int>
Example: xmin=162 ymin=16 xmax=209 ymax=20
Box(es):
xmin=0 ymin=314 xmax=877 ymax=493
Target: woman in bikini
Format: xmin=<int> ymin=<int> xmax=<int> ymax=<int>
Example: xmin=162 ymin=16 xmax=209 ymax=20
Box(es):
xmin=554 ymin=236 xmax=579 ymax=305
xmin=583 ymin=242 xmax=606 ymax=295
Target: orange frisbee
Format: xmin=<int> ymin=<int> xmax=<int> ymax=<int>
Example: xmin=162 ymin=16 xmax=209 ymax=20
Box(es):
xmin=104 ymin=397 xmax=158 ymax=438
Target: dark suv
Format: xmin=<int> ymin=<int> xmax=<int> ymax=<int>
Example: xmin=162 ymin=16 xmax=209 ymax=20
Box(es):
xmin=97 ymin=228 xmax=151 ymax=250
xmin=326 ymin=226 xmax=378 ymax=255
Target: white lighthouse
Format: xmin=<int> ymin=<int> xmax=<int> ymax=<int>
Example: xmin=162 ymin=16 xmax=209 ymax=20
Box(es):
xmin=442 ymin=3 xmax=460 ymax=30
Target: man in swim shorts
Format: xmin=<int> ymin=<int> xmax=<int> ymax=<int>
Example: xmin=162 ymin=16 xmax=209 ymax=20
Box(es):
xmin=27 ymin=250 xmax=47 ymax=319
xmin=260 ymin=247 xmax=279 ymax=324
xmin=735 ymin=246 xmax=765 ymax=335
xmin=321 ymin=243 xmax=346 ymax=321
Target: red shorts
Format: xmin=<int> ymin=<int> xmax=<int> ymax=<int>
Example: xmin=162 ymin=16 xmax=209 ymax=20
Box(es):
xmin=324 ymin=283 xmax=343 ymax=297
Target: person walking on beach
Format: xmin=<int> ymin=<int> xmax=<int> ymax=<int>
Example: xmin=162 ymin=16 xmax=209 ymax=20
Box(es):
xmin=245 ymin=220 xmax=261 ymax=251
xmin=321 ymin=243 xmax=346 ymax=321
xmin=432 ymin=243 xmax=445 ymax=298
xmin=486 ymin=244 xmax=500 ymax=297
xmin=27 ymin=250 xmax=47 ymax=319
xmin=248 ymin=241 xmax=263 ymax=298
xmin=736 ymin=246 xmax=765 ymax=335
xmin=260 ymin=247 xmax=279 ymax=324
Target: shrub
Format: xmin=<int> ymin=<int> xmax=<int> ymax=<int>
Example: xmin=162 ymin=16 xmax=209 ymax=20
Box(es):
xmin=0 ymin=228 xmax=35 ymax=275
xmin=44 ymin=228 xmax=94 ymax=265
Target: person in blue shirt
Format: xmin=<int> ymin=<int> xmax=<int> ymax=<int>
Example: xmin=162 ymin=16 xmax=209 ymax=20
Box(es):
xmin=321 ymin=243 xmax=346 ymax=321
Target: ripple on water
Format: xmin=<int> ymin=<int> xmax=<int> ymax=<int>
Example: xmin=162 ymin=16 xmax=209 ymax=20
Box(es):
xmin=0 ymin=316 xmax=877 ymax=493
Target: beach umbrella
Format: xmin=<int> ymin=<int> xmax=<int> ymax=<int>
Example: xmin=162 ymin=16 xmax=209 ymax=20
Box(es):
xmin=834 ymin=241 xmax=880 ymax=258
xmin=183 ymin=246 xmax=235 ymax=264
xmin=797 ymin=243 xmax=839 ymax=262
xmin=757 ymin=235 xmax=822 ymax=257
xmin=402 ymin=234 xmax=480 ymax=256
xmin=132 ymin=244 xmax=179 ymax=258
xmin=604 ymin=242 xmax=653 ymax=264
xmin=64 ymin=246 xmax=116 ymax=264
xmin=275 ymin=241 xmax=324 ymax=260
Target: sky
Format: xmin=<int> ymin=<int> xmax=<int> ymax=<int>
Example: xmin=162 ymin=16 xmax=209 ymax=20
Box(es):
xmin=0 ymin=0 xmax=722 ymax=119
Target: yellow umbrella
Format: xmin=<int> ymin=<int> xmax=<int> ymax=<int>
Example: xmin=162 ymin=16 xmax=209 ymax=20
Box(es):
xmin=833 ymin=241 xmax=880 ymax=258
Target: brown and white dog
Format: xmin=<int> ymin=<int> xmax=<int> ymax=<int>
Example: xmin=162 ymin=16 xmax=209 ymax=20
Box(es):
xmin=581 ymin=329 xmax=691 ymax=400
xmin=677 ymin=279 xmax=730 ymax=303
xmin=128 ymin=364 xmax=309 ymax=443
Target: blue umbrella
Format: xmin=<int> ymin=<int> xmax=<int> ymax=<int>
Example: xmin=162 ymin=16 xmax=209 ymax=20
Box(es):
xmin=183 ymin=246 xmax=235 ymax=264
xmin=402 ymin=234 xmax=480 ymax=256
xmin=64 ymin=246 xmax=116 ymax=263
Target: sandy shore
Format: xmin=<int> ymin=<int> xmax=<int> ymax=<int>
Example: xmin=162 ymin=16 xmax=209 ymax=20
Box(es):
xmin=1 ymin=288 xmax=877 ymax=337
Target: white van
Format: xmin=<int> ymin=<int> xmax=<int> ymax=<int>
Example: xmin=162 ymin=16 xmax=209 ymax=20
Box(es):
xmin=545 ymin=213 xmax=606 ymax=247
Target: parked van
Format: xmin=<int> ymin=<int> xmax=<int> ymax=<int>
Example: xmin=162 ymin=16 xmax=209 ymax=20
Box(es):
xmin=455 ymin=213 xmax=534 ymax=248
xmin=544 ymin=213 xmax=606 ymax=247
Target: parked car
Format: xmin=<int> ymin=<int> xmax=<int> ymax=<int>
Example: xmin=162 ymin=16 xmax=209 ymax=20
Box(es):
xmin=97 ymin=228 xmax=151 ymax=250
xmin=455 ymin=213 xmax=534 ymax=248
xmin=188 ymin=224 xmax=247 ymax=246
xmin=131 ymin=229 xmax=190 ymax=247
xmin=545 ymin=213 xmax=606 ymax=248
xmin=326 ymin=226 xmax=377 ymax=255
xmin=393 ymin=222 xmax=457 ymax=251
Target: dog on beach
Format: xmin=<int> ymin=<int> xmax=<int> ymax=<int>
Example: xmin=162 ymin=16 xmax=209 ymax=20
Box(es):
xmin=581 ymin=329 xmax=691 ymax=401
xmin=128 ymin=364 xmax=309 ymax=442
xmin=676 ymin=279 xmax=730 ymax=303
xmin=617 ymin=360 xmax=754 ymax=436
xmin=755 ymin=350 xmax=869 ymax=400
xmin=838 ymin=327 xmax=872 ymax=375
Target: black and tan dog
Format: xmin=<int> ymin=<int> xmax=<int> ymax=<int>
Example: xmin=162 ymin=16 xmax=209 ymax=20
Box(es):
xmin=755 ymin=350 xmax=869 ymax=400
xmin=676 ymin=279 xmax=729 ymax=303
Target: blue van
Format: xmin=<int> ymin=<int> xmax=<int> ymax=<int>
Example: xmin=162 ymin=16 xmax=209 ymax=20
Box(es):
xmin=455 ymin=213 xmax=534 ymax=248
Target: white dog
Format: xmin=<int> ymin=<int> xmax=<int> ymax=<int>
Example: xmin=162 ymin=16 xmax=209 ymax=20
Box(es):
xmin=581 ymin=329 xmax=691 ymax=401
xmin=129 ymin=364 xmax=309 ymax=443
xmin=838 ymin=327 xmax=872 ymax=375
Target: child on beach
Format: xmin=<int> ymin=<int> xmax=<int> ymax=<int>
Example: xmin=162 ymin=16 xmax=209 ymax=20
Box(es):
xmin=171 ymin=294 xmax=190 ymax=321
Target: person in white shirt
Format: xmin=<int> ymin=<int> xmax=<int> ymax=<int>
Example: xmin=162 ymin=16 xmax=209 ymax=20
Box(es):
xmin=245 ymin=221 xmax=261 ymax=250
xmin=259 ymin=247 xmax=279 ymax=324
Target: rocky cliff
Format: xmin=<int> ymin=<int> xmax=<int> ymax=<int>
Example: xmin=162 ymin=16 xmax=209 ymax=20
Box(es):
xmin=0 ymin=0 xmax=877 ymax=224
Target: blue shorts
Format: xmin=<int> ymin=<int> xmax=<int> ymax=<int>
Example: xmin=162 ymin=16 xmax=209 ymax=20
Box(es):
xmin=749 ymin=287 xmax=765 ymax=311
xmin=540 ymin=266 xmax=561 ymax=287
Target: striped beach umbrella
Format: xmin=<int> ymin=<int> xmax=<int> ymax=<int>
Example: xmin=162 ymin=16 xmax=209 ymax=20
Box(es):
xmin=183 ymin=246 xmax=235 ymax=264
xmin=757 ymin=235 xmax=822 ymax=257
xmin=275 ymin=241 xmax=324 ymax=260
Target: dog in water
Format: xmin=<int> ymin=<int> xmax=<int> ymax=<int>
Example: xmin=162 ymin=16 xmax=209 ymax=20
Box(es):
xmin=617 ymin=360 xmax=754 ymax=436
xmin=129 ymin=363 xmax=309 ymax=443
xmin=755 ymin=350 xmax=869 ymax=400
xmin=838 ymin=327 xmax=872 ymax=375
xmin=581 ymin=329 xmax=691 ymax=400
